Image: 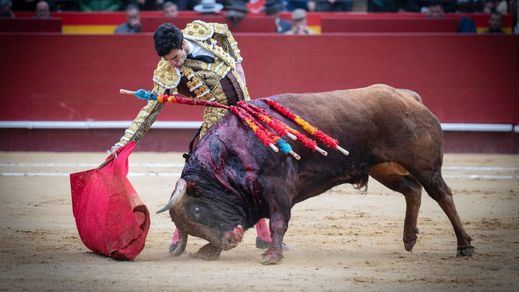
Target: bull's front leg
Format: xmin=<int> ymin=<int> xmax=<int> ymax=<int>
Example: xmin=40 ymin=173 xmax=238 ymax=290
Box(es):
xmin=261 ymin=209 xmax=290 ymax=265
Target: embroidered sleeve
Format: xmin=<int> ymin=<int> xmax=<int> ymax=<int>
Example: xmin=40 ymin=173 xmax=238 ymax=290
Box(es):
xmin=212 ymin=23 xmax=243 ymax=63
xmin=115 ymin=84 xmax=166 ymax=146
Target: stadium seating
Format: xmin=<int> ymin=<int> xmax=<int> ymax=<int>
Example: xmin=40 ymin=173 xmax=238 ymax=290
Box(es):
xmin=8 ymin=12 xmax=514 ymax=34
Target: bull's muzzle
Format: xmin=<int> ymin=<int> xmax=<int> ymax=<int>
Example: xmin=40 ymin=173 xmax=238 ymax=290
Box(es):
xmin=157 ymin=179 xmax=187 ymax=214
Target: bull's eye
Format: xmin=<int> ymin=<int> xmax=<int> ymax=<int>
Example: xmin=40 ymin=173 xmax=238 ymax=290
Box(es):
xmin=187 ymin=204 xmax=206 ymax=224
xmin=193 ymin=207 xmax=201 ymax=222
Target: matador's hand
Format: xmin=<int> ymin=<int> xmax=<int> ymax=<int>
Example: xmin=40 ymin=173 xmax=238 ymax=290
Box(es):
xmin=109 ymin=144 xmax=121 ymax=158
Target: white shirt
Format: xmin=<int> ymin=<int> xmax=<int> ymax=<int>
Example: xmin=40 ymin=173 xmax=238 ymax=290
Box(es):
xmin=185 ymin=39 xmax=215 ymax=59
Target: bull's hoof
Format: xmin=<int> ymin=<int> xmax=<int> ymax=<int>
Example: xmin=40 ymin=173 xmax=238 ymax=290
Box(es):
xmin=260 ymin=248 xmax=283 ymax=265
xmin=404 ymin=239 xmax=417 ymax=252
xmin=457 ymin=246 xmax=475 ymax=257
xmin=403 ymin=228 xmax=419 ymax=252
xmin=189 ymin=243 xmax=222 ymax=261
xmin=169 ymin=243 xmax=178 ymax=253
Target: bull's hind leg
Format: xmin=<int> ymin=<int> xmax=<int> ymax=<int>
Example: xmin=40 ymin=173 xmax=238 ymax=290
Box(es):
xmin=413 ymin=169 xmax=474 ymax=256
xmin=369 ymin=162 xmax=422 ymax=251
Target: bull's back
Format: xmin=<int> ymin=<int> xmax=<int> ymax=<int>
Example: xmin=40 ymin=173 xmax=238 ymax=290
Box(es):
xmin=269 ymin=84 xmax=443 ymax=165
xmin=274 ymin=84 xmax=436 ymax=134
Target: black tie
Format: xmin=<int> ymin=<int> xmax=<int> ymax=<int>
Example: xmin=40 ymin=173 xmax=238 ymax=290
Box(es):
xmin=187 ymin=54 xmax=215 ymax=63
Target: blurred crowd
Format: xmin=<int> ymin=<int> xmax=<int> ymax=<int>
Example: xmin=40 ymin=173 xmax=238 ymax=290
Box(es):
xmin=4 ymin=0 xmax=513 ymax=14
xmin=1 ymin=0 xmax=516 ymax=34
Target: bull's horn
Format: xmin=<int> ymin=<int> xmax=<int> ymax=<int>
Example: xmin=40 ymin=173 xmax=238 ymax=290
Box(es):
xmin=156 ymin=179 xmax=187 ymax=214
xmin=170 ymin=229 xmax=188 ymax=256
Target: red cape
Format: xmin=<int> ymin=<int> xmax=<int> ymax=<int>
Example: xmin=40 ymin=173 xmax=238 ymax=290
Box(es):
xmin=70 ymin=142 xmax=150 ymax=260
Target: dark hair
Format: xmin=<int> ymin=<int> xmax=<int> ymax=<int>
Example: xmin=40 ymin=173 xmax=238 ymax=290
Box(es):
xmin=153 ymin=23 xmax=183 ymax=57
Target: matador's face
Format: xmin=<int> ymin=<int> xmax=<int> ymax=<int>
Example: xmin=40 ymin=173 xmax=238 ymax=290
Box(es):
xmin=163 ymin=40 xmax=189 ymax=69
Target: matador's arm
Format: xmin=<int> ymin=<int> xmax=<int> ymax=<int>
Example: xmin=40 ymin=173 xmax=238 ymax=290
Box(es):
xmin=114 ymin=85 xmax=166 ymax=147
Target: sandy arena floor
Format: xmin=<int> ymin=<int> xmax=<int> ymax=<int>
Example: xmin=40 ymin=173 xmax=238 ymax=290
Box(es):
xmin=0 ymin=152 xmax=518 ymax=291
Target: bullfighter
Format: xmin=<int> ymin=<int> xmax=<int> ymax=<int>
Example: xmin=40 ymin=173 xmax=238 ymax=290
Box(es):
xmin=111 ymin=21 xmax=273 ymax=253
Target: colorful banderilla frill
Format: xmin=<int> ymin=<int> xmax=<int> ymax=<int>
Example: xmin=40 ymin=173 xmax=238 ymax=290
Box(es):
xmin=238 ymin=101 xmax=329 ymax=157
xmin=261 ymin=98 xmax=349 ymax=156
xmin=120 ymin=89 xmax=349 ymax=159
xmin=234 ymin=105 xmax=301 ymax=160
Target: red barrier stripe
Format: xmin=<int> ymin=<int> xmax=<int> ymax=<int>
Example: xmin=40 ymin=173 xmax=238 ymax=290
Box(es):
xmin=0 ymin=34 xmax=517 ymax=123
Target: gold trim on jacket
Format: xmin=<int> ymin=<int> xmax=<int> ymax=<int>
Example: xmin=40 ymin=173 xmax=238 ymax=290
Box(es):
xmin=117 ymin=20 xmax=248 ymax=146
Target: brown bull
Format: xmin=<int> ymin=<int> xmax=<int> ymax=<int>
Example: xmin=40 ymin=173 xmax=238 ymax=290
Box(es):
xmin=158 ymin=84 xmax=474 ymax=264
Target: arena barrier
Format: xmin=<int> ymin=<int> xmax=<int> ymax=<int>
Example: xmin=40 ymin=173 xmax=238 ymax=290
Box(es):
xmin=0 ymin=33 xmax=517 ymax=152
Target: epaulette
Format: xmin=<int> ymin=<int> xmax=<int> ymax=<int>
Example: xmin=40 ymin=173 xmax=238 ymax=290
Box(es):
xmin=182 ymin=20 xmax=214 ymax=42
xmin=152 ymin=59 xmax=181 ymax=90
xmin=212 ymin=23 xmax=231 ymax=35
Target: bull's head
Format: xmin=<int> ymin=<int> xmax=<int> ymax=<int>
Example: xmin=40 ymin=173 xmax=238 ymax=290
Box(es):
xmin=157 ymin=178 xmax=248 ymax=255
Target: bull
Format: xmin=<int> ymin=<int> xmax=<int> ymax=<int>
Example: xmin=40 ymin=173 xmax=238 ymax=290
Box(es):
xmin=158 ymin=84 xmax=474 ymax=264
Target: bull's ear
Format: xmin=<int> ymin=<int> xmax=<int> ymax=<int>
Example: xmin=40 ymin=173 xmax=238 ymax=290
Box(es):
xmin=186 ymin=181 xmax=202 ymax=197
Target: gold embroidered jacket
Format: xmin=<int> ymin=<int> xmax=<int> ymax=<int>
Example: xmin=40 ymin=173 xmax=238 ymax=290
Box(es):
xmin=116 ymin=20 xmax=250 ymax=147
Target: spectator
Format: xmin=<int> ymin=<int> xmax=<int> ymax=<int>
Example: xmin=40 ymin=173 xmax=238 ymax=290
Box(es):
xmin=483 ymin=0 xmax=508 ymax=14
xmin=309 ymin=0 xmax=352 ymax=12
xmin=34 ymin=0 xmax=50 ymax=18
xmin=265 ymin=0 xmax=292 ymax=33
xmin=424 ymin=1 xmax=445 ymax=19
xmin=193 ymin=0 xmax=223 ymax=13
xmin=286 ymin=8 xmax=315 ymax=34
xmin=457 ymin=16 xmax=477 ymax=33
xmin=0 ymin=0 xmax=14 ymax=17
xmin=114 ymin=4 xmax=141 ymax=34
xmin=163 ymin=1 xmax=178 ymax=17
xmin=79 ymin=0 xmax=122 ymax=11
xmin=484 ymin=10 xmax=505 ymax=33
xmin=224 ymin=0 xmax=248 ymax=24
